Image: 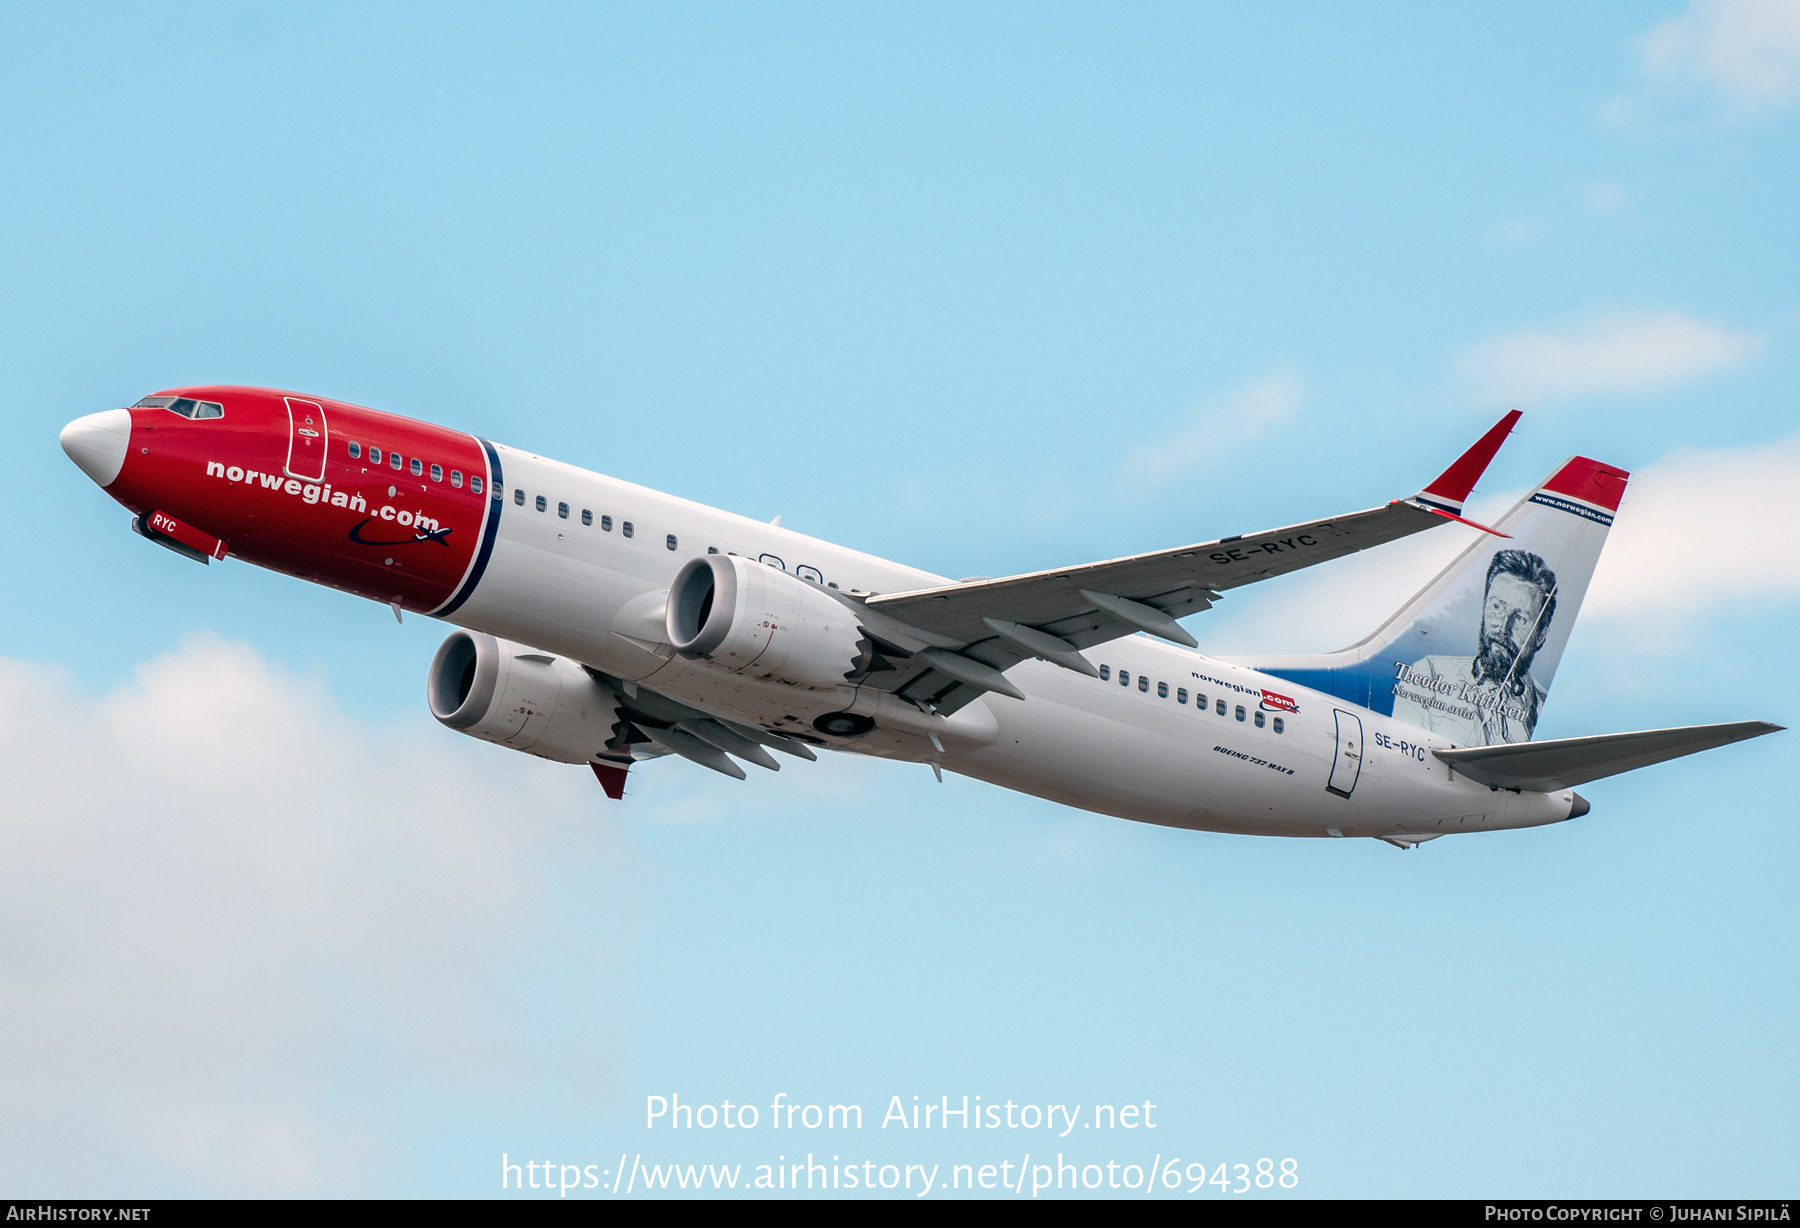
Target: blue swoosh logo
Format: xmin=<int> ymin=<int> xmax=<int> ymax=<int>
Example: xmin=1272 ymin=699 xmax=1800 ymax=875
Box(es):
xmin=348 ymin=518 xmax=453 ymax=547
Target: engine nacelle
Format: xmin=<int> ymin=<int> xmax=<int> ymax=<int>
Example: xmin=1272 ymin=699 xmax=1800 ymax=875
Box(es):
xmin=666 ymin=553 xmax=868 ymax=691
xmin=427 ymin=630 xmax=622 ymax=763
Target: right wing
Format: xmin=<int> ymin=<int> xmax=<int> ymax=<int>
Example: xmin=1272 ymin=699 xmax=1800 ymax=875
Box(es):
xmin=838 ymin=412 xmax=1522 ymax=715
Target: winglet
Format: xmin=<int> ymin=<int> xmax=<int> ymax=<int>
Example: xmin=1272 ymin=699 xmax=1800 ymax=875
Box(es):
xmin=591 ymin=761 xmax=629 ymax=799
xmin=1414 ymin=409 xmax=1520 ymax=517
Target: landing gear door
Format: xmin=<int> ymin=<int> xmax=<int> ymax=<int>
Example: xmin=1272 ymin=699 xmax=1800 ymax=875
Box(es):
xmin=284 ymin=397 xmax=329 ymax=482
xmin=1327 ymin=709 xmax=1364 ymax=798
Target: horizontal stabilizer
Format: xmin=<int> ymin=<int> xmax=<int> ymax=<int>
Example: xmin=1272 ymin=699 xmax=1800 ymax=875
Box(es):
xmin=1434 ymin=721 xmax=1782 ymax=791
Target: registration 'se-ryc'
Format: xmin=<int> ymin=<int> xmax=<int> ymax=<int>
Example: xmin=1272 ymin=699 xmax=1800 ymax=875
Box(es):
xmin=60 ymin=390 xmax=1781 ymax=847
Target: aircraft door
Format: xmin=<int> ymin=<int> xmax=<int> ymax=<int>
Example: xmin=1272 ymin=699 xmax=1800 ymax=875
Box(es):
xmin=1327 ymin=709 xmax=1364 ymax=798
xmin=284 ymin=397 xmax=329 ymax=481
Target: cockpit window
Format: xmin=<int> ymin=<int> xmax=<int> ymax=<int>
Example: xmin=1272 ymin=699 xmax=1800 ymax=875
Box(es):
xmin=138 ymin=396 xmax=223 ymax=420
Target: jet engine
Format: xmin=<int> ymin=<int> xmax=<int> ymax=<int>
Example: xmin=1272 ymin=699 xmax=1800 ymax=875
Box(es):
xmin=665 ymin=553 xmax=869 ymax=691
xmin=427 ymin=630 xmax=622 ymax=763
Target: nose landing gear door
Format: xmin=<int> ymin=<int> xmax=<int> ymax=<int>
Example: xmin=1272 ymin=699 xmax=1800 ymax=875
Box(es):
xmin=284 ymin=397 xmax=329 ymax=482
xmin=1327 ymin=708 xmax=1364 ymax=799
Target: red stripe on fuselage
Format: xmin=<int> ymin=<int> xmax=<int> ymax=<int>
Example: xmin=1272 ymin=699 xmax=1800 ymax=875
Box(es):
xmin=105 ymin=385 xmax=488 ymax=611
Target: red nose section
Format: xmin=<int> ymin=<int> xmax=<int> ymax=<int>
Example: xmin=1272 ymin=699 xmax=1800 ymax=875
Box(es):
xmin=104 ymin=386 xmax=501 ymax=614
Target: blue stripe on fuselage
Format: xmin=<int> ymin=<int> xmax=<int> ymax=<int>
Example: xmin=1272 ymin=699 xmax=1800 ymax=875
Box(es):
xmin=431 ymin=438 xmax=505 ymax=618
xmin=1258 ymin=660 xmax=1398 ymax=718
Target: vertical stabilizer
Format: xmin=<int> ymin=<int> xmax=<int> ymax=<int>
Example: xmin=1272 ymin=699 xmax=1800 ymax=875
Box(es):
xmin=1242 ymin=456 xmax=1628 ymax=745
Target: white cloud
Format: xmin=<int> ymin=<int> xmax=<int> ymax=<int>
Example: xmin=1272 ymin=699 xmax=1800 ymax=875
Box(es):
xmin=1644 ymin=0 xmax=1800 ymax=116
xmin=1604 ymin=0 xmax=1800 ymax=123
xmin=1586 ymin=429 xmax=1800 ymax=617
xmin=1119 ymin=368 xmax=1304 ymax=490
xmin=1192 ymin=432 xmax=1800 ymax=659
xmin=1456 ymin=310 xmax=1761 ymax=405
xmin=0 ymin=635 xmax=642 ymax=1195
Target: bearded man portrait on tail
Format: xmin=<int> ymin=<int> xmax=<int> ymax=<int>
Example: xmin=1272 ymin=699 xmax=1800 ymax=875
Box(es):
xmin=1391 ymin=549 xmax=1558 ymax=746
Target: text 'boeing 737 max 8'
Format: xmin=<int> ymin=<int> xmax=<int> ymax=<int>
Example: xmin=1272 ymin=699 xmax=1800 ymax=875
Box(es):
xmin=59 ymin=389 xmax=1782 ymax=848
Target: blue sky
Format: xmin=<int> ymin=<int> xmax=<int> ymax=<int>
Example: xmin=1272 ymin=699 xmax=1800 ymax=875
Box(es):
xmin=2 ymin=1 xmax=1797 ymax=1198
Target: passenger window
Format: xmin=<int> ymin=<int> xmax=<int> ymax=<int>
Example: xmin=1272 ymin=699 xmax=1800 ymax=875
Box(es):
xmin=1177 ymin=688 xmax=1188 ymax=704
xmin=410 ymin=458 xmax=423 ymax=476
xmin=707 ymin=546 xmax=719 ymax=554
xmin=1254 ymin=711 xmax=1266 ymax=728
xmin=581 ymin=509 xmax=592 ymax=526
xmin=1235 ymin=705 xmax=1246 ymax=722
xmin=348 ymin=442 xmax=361 ymax=459
xmin=1099 ymin=665 xmax=1110 ymax=681
xmin=828 ymin=582 xmax=839 ymax=589
xmin=666 ymin=534 xmax=678 ymax=551
xmin=451 ymin=470 xmax=463 ymax=487
xmin=1273 ymin=717 xmax=1285 ymax=734
xmin=1138 ymin=676 xmax=1149 ymax=693
xmin=1195 ymin=693 xmax=1205 ymax=709
xmin=513 ymin=488 xmax=525 ymax=506
xmin=390 ymin=452 xmax=403 ymax=470
xmin=1156 ymin=681 xmax=1168 ymax=698
xmin=535 ymin=495 xmax=547 ymax=512
xmin=430 ymin=463 xmax=443 ymax=482
xmin=622 ymin=521 xmax=634 ymax=538
xmin=601 ymin=515 xmax=612 ymax=531
xmin=1119 ymin=671 xmax=1130 ymax=687
xmin=471 ymin=476 xmax=483 ymax=494
xmin=557 ymin=502 xmax=569 ymax=519
xmin=797 ymin=564 xmax=823 ymax=583
xmin=1216 ymin=699 xmax=1227 ymax=716
xmin=369 ymin=447 xmax=382 ymax=464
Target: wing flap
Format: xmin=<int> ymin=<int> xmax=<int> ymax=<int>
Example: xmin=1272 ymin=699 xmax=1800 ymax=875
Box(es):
xmin=1433 ymin=721 xmax=1783 ymax=792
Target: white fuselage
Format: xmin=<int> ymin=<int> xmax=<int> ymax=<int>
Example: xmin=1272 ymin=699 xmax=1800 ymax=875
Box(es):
xmin=448 ymin=444 xmax=1576 ymax=840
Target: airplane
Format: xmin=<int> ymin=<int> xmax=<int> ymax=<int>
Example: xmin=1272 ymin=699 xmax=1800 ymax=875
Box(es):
xmin=58 ymin=387 xmax=1781 ymax=848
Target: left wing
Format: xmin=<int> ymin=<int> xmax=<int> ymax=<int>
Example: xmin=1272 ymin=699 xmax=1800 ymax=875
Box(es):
xmin=839 ymin=412 xmax=1520 ymax=715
